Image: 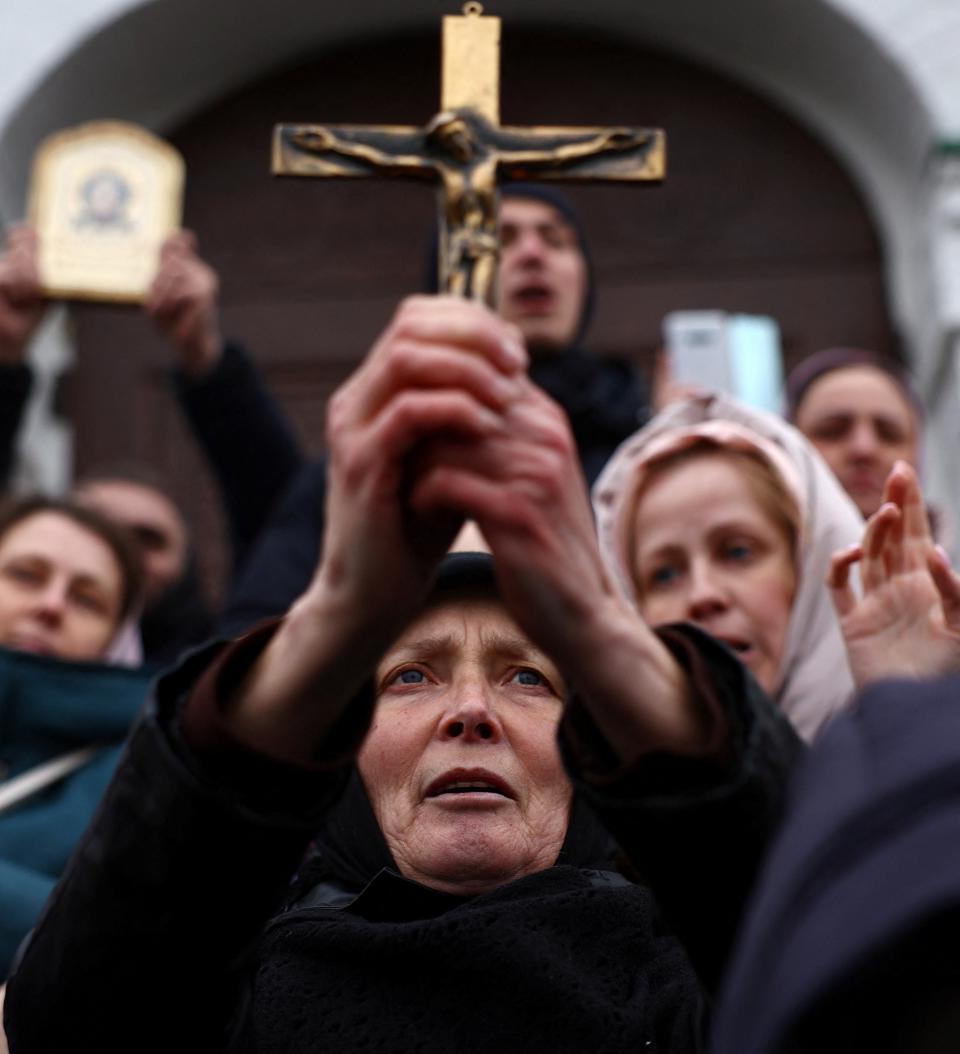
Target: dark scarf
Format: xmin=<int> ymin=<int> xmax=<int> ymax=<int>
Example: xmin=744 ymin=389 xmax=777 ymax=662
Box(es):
xmin=254 ymin=767 xmax=706 ymax=1054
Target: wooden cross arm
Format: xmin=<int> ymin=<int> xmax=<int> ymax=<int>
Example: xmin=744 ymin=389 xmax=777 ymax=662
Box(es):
xmin=272 ymin=123 xmax=435 ymax=180
xmin=493 ymin=124 xmax=665 ymax=183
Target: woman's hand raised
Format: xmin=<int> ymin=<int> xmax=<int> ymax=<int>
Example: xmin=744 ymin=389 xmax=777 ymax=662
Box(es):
xmin=222 ymin=297 xmax=528 ymax=764
xmin=828 ymin=461 xmax=960 ymax=687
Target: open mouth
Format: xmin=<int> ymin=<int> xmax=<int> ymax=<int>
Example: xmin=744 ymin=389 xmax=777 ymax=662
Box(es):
xmin=425 ymin=769 xmax=515 ymax=800
xmin=513 ymin=283 xmax=553 ymax=311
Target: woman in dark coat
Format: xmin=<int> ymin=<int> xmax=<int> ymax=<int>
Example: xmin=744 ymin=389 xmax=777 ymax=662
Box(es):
xmin=5 ymin=297 xmax=800 ymax=1053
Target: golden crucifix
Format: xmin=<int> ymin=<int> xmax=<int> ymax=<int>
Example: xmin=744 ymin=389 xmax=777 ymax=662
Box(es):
xmin=272 ymin=2 xmax=665 ymax=303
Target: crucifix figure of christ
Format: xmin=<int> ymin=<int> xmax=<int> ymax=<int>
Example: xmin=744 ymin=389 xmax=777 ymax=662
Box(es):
xmin=272 ymin=2 xmax=665 ymax=304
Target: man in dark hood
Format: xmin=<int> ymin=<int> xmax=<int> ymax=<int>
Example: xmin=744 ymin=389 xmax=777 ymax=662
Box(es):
xmin=494 ymin=185 xmax=648 ymax=483
xmin=222 ymin=186 xmax=649 ymax=633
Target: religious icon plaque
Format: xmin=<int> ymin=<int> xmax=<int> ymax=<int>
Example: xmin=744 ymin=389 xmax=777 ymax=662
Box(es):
xmin=28 ymin=121 xmax=185 ymax=303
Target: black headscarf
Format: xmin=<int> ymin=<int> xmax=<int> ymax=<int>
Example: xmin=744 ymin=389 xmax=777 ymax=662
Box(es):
xmin=292 ymin=766 xmax=617 ymax=903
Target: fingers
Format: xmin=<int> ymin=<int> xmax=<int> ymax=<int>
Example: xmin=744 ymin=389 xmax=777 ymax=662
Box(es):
xmin=928 ymin=546 xmax=960 ymax=630
xmin=886 ymin=492 xmax=906 ymax=577
xmin=373 ymin=296 xmax=525 ymax=373
xmin=375 ymin=390 xmax=503 ymax=455
xmin=146 ymin=232 xmax=218 ymax=317
xmin=0 ymin=226 xmax=45 ymax=358
xmin=827 ymin=543 xmax=862 ymax=618
xmin=5 ymin=223 xmax=37 ymax=247
xmin=410 ymin=437 xmax=613 ymax=657
xmin=407 ymin=394 xmax=590 ymax=569
xmin=0 ymin=227 xmax=42 ymax=303
xmin=407 ymin=382 xmax=579 ymax=503
xmin=333 ymin=389 xmax=505 ymax=500
xmin=325 ymin=297 xmax=535 ymax=562
xmin=159 ymin=229 xmax=198 ymax=257
xmin=333 ymin=297 xmax=529 ymax=438
xmin=411 ymin=464 xmax=529 ymax=530
xmin=145 ymin=231 xmax=222 ymax=370
xmin=410 ymin=459 xmax=594 ymax=599
xmin=883 ymin=460 xmax=931 ymax=557
xmin=412 ymin=436 xmax=572 ymax=517
xmin=860 ymin=502 xmax=900 ymax=592
xmin=359 ymin=343 xmax=524 ymax=420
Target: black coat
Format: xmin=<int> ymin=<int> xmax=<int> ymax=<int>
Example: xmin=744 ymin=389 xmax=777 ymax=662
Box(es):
xmin=0 ymin=362 xmax=32 ymax=489
xmin=5 ymin=626 xmax=800 ymax=1054
xmin=713 ymin=673 xmax=960 ymax=1054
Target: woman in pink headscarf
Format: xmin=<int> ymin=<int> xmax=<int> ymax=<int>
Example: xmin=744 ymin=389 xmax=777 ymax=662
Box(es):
xmin=594 ymin=392 xmax=865 ymax=741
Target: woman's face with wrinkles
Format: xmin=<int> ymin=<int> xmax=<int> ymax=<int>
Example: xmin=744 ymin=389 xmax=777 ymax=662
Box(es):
xmin=358 ymin=597 xmax=572 ymax=897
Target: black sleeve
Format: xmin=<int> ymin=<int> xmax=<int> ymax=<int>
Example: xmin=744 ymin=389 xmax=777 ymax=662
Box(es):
xmin=561 ymin=623 xmax=805 ymax=992
xmin=0 ymin=363 xmax=33 ymax=489
xmin=3 ymin=642 xmax=352 ymax=1054
xmin=172 ymin=341 xmax=305 ymax=577
xmin=217 ymin=457 xmax=327 ymax=637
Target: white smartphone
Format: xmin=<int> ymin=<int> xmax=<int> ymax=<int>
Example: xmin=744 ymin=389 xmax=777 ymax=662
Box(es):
xmin=663 ymin=310 xmax=732 ymax=394
xmin=663 ymin=310 xmax=783 ymax=414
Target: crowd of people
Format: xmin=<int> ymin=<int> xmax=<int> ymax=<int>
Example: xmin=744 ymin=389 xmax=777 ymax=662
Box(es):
xmin=0 ymin=184 xmax=958 ymax=1052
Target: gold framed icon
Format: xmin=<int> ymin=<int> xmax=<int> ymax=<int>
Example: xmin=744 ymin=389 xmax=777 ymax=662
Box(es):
xmin=29 ymin=121 xmax=184 ymax=303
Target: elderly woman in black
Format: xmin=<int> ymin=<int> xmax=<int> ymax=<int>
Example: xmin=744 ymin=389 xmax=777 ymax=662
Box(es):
xmin=4 ymin=298 xmax=800 ymax=1054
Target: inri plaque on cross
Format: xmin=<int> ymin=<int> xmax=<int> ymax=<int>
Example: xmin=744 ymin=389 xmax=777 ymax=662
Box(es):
xmin=272 ymin=2 xmax=665 ymax=303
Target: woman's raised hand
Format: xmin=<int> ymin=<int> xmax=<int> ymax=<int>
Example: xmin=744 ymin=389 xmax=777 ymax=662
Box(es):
xmin=828 ymin=461 xmax=960 ymax=687
xmin=223 ymin=297 xmax=528 ymax=763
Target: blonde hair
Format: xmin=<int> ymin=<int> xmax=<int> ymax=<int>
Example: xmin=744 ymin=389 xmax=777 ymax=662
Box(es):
xmin=626 ymin=440 xmax=802 ymax=601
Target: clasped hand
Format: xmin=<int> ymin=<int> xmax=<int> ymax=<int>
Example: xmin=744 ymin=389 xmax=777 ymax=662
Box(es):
xmin=243 ymin=296 xmax=707 ymax=766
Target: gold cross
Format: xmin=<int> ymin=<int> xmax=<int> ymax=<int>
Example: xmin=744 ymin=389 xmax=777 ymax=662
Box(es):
xmin=272 ymin=3 xmax=665 ymax=303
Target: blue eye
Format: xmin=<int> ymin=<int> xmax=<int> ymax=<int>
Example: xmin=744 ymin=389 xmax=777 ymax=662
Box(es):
xmin=724 ymin=542 xmax=754 ymax=562
xmin=397 ymin=668 xmax=426 ymax=685
xmin=513 ymin=668 xmax=543 ymax=687
xmin=648 ymin=564 xmax=679 ymax=588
